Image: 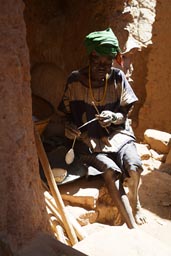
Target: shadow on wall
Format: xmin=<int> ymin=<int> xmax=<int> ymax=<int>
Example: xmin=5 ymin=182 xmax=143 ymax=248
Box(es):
xmin=131 ymin=47 xmax=151 ymax=141
xmin=31 ymin=63 xmax=65 ymax=111
xmin=31 ymin=63 xmax=66 ymax=138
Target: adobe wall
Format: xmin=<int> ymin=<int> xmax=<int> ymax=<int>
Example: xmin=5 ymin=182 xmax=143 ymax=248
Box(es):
xmin=135 ymin=0 xmax=171 ymax=139
xmin=0 ymin=0 xmax=50 ymax=251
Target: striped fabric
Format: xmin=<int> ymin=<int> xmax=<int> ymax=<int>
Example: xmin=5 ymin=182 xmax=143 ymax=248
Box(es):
xmin=59 ymin=67 xmax=138 ymax=153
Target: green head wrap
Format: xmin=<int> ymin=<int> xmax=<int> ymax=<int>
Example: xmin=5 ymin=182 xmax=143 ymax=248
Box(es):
xmin=84 ymin=28 xmax=121 ymax=57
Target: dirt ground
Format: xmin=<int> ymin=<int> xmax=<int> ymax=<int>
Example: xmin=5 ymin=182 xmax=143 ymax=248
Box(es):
xmin=72 ymin=167 xmax=171 ymax=255
xmin=47 ymin=140 xmax=171 ymax=251
xmin=132 ymin=168 xmax=171 ymax=248
xmin=61 ymin=165 xmax=171 ymax=251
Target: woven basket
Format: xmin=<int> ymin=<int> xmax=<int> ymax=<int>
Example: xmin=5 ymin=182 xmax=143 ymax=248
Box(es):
xmin=32 ymin=94 xmax=54 ymax=135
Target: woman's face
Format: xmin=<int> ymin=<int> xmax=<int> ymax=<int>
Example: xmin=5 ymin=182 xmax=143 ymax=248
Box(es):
xmin=89 ymin=54 xmax=113 ymax=81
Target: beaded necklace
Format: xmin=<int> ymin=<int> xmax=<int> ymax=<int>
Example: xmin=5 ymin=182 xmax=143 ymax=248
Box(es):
xmin=88 ymin=65 xmax=109 ymax=105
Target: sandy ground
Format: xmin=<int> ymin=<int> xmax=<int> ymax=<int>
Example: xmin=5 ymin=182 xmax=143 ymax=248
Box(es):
xmin=135 ymin=169 xmax=171 ymax=248
xmin=73 ymin=169 xmax=171 ymax=255
xmin=64 ymin=167 xmax=171 ymax=251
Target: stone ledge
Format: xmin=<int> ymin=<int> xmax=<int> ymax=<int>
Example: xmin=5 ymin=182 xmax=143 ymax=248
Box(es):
xmin=74 ymin=225 xmax=171 ymax=256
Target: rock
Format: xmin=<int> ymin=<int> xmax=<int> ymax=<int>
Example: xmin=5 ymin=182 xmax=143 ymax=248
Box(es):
xmin=59 ymin=177 xmax=122 ymax=226
xmin=135 ymin=143 xmax=151 ymax=160
xmin=159 ymin=163 xmax=171 ymax=175
xmin=61 ymin=188 xmax=99 ymax=209
xmin=144 ymin=129 xmax=171 ymax=154
xmin=149 ymin=149 xmax=166 ymax=162
xmin=66 ymin=205 xmax=98 ymax=226
xmin=142 ymin=158 xmax=162 ymax=171
xmin=96 ymin=186 xmax=122 ymax=226
xmin=166 ymin=147 xmax=171 ymax=164
xmin=59 ymin=177 xmax=103 ymax=209
xmin=73 ymin=225 xmax=171 ymax=256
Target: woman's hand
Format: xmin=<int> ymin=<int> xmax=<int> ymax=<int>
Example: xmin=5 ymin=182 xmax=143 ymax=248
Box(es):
xmin=65 ymin=122 xmax=81 ymax=140
xmin=96 ymin=110 xmax=116 ymax=128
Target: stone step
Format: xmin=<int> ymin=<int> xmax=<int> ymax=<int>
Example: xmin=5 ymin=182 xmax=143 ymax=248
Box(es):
xmin=144 ymin=129 xmax=171 ymax=154
xmin=59 ymin=176 xmax=104 ymax=209
xmin=74 ymin=224 xmax=171 ymax=256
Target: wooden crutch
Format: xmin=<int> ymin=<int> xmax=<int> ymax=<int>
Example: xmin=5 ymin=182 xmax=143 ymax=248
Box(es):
xmin=34 ymin=127 xmax=78 ymax=245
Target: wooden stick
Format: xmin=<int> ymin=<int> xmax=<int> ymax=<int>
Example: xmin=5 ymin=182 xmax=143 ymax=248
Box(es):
xmin=34 ymin=127 xmax=78 ymax=245
xmin=67 ymin=211 xmax=87 ymax=241
xmin=47 ymin=204 xmax=70 ymax=245
xmin=92 ymin=101 xmax=109 ymax=134
xmin=45 ymin=197 xmax=64 ymax=227
xmin=55 ymin=224 xmax=70 ymax=245
xmin=49 ymin=215 xmax=68 ymax=245
xmin=44 ymin=190 xmax=87 ymax=241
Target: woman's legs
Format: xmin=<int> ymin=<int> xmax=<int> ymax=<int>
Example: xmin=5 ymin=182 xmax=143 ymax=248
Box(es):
xmin=117 ymin=143 xmax=146 ymax=224
xmin=80 ymin=153 xmax=136 ymax=228
xmin=103 ymin=169 xmax=136 ymax=228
